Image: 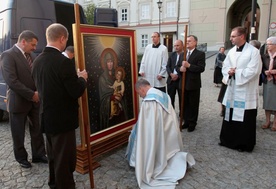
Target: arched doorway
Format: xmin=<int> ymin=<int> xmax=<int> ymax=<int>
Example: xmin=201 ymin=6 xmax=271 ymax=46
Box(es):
xmin=225 ymin=0 xmax=260 ymax=48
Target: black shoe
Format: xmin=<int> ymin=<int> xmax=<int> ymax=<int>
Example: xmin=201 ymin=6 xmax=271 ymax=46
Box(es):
xmin=182 ymin=123 xmax=189 ymax=129
xmin=188 ymin=126 xmax=195 ymax=132
xmin=218 ymin=142 xmax=224 ymax=146
xmin=32 ymin=155 xmax=48 ymax=163
xmin=237 ymin=148 xmax=244 ymax=152
xmin=18 ymin=160 xmax=32 ymax=168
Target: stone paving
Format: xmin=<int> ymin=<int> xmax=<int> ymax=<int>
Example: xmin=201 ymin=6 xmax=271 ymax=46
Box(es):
xmin=1 ymin=52 xmax=276 ymax=189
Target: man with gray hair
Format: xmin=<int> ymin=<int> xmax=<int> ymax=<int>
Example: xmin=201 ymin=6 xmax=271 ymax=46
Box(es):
xmin=32 ymin=23 xmax=87 ymax=188
xmin=249 ymin=40 xmax=261 ymax=50
xmin=62 ymin=45 xmax=75 ymax=59
xmin=126 ymin=78 xmax=195 ymax=188
xmin=179 ymin=35 xmax=206 ymax=132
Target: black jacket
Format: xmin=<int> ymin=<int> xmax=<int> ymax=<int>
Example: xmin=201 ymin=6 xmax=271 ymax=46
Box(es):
xmin=32 ymin=47 xmax=87 ymax=135
xmin=166 ymin=51 xmax=183 ymax=84
xmin=176 ymin=49 xmax=206 ymax=90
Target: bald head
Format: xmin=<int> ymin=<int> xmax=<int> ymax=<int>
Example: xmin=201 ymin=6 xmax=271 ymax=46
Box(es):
xmin=46 ymin=23 xmax=69 ymax=51
xmin=174 ymin=40 xmax=184 ymax=53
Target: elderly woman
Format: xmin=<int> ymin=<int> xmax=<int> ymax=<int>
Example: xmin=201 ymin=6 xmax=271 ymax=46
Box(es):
xmin=261 ymin=36 xmax=276 ymax=131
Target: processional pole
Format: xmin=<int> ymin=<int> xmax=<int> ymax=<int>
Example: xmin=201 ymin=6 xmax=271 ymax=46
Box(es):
xmin=74 ymin=3 xmax=95 ymax=188
xmin=179 ymin=25 xmax=188 ymax=131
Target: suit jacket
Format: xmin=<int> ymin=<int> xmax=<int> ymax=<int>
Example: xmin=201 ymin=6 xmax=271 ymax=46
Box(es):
xmin=166 ymin=51 xmax=183 ymax=84
xmin=32 ymin=47 xmax=87 ymax=135
xmin=176 ymin=49 xmax=205 ymax=90
xmin=0 ymin=45 xmax=37 ymax=113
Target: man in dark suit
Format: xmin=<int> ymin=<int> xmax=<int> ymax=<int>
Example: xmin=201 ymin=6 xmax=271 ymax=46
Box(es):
xmin=166 ymin=40 xmax=183 ymax=109
xmin=177 ymin=35 xmax=206 ymax=132
xmin=32 ymin=23 xmax=87 ymax=189
xmin=0 ymin=30 xmax=47 ymax=168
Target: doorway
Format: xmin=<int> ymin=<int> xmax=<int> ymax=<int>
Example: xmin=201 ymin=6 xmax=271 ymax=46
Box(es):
xmin=225 ymin=0 xmax=260 ymax=48
xmin=162 ymin=34 xmax=173 ymax=53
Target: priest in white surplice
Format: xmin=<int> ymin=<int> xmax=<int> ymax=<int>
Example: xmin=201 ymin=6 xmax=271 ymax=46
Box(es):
xmin=219 ymin=26 xmax=262 ymax=152
xmin=126 ymin=78 xmax=195 ymax=189
xmin=139 ymin=32 xmax=168 ymax=93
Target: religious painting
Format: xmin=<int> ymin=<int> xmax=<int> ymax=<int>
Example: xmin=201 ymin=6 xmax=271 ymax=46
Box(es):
xmin=75 ymin=25 xmax=138 ymax=142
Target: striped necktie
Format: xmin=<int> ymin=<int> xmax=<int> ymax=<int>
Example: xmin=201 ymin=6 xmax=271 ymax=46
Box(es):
xmin=187 ymin=51 xmax=191 ymax=61
xmin=24 ymin=53 xmax=32 ymax=68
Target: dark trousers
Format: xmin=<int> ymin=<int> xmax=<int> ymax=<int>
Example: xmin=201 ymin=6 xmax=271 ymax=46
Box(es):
xmin=220 ymin=108 xmax=257 ymax=152
xmin=213 ymin=66 xmax=223 ymax=84
xmin=167 ymin=80 xmax=181 ymax=109
xmin=154 ymin=86 xmax=166 ymax=93
xmin=183 ymin=89 xmax=200 ymax=126
xmin=47 ymin=130 xmax=76 ymax=189
xmin=9 ymin=107 xmax=46 ymax=162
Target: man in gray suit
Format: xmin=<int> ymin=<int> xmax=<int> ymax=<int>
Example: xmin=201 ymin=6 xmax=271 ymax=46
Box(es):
xmin=0 ymin=30 xmax=47 ymax=168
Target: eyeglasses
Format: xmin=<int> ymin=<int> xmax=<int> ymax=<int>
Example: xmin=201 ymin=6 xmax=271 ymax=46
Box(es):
xmin=266 ymin=43 xmax=276 ymax=46
xmin=230 ymin=35 xmax=241 ymax=38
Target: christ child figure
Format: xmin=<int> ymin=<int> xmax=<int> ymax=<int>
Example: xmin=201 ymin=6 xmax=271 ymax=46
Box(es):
xmin=109 ymin=67 xmax=125 ymax=119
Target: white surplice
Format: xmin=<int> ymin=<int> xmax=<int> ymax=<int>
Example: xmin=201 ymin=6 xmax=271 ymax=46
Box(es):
xmin=222 ymin=42 xmax=262 ymax=121
xmin=139 ymin=44 xmax=168 ymax=88
xmin=126 ymin=88 xmax=195 ymax=188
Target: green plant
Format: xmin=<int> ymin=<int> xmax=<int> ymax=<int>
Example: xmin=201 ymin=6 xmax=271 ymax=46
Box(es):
xmin=84 ymin=4 xmax=96 ymax=25
xmin=137 ymin=54 xmax=143 ymax=63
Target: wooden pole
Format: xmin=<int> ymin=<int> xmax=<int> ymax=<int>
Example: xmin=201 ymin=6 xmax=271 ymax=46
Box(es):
xmin=179 ymin=25 xmax=188 ymax=131
xmin=74 ymin=3 xmax=95 ymax=189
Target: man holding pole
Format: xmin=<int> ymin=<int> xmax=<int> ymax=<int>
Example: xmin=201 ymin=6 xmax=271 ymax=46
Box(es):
xmin=178 ymin=35 xmax=205 ymax=132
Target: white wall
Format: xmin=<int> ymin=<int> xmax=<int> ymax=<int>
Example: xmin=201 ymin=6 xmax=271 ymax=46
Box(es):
xmin=70 ymin=0 xmax=276 ymax=53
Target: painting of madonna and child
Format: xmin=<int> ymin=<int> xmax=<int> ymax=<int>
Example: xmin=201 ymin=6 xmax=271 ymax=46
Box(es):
xmin=82 ymin=34 xmax=137 ymax=134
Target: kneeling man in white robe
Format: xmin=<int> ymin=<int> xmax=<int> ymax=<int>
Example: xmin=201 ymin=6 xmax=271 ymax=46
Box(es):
xmin=126 ymin=78 xmax=195 ymax=189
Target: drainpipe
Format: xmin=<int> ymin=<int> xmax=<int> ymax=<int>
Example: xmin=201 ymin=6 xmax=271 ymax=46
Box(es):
xmin=267 ymin=0 xmax=272 ymax=37
xmin=176 ymin=0 xmax=180 ymax=39
xmin=250 ymin=0 xmax=257 ymax=40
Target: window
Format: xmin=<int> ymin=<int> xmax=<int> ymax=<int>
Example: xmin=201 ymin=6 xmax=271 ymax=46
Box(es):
xmin=121 ymin=8 xmax=128 ymax=21
xmin=167 ymin=1 xmax=176 ymax=17
xmin=141 ymin=34 xmax=148 ymax=48
xmin=141 ymin=4 xmax=150 ymax=19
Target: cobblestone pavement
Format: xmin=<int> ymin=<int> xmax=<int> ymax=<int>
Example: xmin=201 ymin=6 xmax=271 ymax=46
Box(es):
xmin=1 ymin=52 xmax=276 ymax=189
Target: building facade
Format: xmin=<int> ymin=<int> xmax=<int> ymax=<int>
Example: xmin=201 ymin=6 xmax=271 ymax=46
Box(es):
xmin=72 ymin=0 xmax=276 ymax=53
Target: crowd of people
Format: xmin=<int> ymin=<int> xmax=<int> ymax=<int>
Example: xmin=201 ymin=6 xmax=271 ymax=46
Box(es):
xmin=133 ymin=27 xmax=276 ymax=187
xmin=0 ymin=23 xmax=275 ymax=188
xmin=0 ymin=24 xmax=87 ymax=188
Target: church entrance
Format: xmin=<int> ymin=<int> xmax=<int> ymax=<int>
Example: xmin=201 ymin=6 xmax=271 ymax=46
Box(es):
xmin=225 ymin=0 xmax=260 ymax=48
